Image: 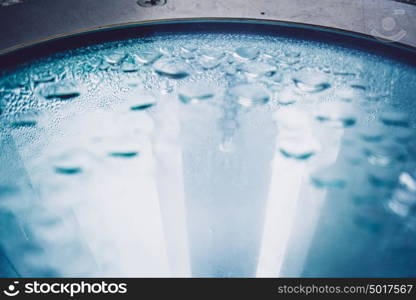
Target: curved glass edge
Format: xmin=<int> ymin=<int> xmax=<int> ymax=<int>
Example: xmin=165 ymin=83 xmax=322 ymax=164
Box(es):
xmin=0 ymin=18 xmax=416 ymax=70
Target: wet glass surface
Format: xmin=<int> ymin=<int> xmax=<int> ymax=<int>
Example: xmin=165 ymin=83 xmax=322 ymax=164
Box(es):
xmin=0 ymin=28 xmax=416 ymax=277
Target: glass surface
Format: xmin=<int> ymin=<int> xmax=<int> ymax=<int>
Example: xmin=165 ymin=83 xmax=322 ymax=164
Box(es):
xmin=0 ymin=24 xmax=416 ymax=277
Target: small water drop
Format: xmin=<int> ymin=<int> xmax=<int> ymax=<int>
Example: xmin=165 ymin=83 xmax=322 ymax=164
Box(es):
xmin=32 ymin=71 xmax=55 ymax=84
xmin=38 ymin=81 xmax=81 ymax=100
xmin=109 ymin=152 xmax=139 ymax=158
xmin=134 ymin=50 xmax=162 ymax=65
xmin=368 ymin=165 xmax=400 ymax=188
xmin=178 ymin=83 xmax=215 ymax=104
xmin=363 ymin=143 xmax=406 ymax=167
xmin=131 ymin=103 xmax=155 ymax=111
xmin=311 ymin=166 xmax=347 ymax=189
xmin=121 ymin=61 xmax=139 ymax=73
xmin=349 ymin=80 xmax=367 ymax=90
xmin=234 ymin=46 xmax=259 ymax=60
xmin=279 ymin=55 xmax=300 ymax=66
xmin=153 ymin=58 xmax=190 ymax=79
xmin=365 ymin=92 xmax=384 ymax=102
xmin=275 ymin=88 xmax=299 ymax=105
xmin=180 ymin=47 xmax=196 ymax=60
xmin=315 ymin=102 xmax=357 ymax=128
xmin=335 ymin=86 xmax=362 ymax=102
xmin=342 ymin=144 xmax=365 ymax=166
xmin=284 ymin=49 xmax=301 ymax=58
xmin=200 ymin=49 xmax=224 ymax=60
xmin=292 ymin=69 xmax=331 ymax=93
xmin=122 ymin=88 xmax=157 ymax=111
xmin=278 ymin=137 xmax=319 ymax=160
xmin=380 ymin=111 xmax=410 ymax=128
xmin=399 ymin=172 xmax=416 ymax=192
xmin=54 ymin=166 xmax=82 ymax=175
xmin=228 ymin=83 xmax=270 ymax=107
xmin=125 ymin=78 xmax=144 ymax=88
xmin=199 ymin=56 xmax=221 ymax=70
xmin=104 ymin=52 xmax=126 ymax=65
xmin=356 ymin=121 xmax=385 ymax=143
xmin=156 ymin=80 xmax=171 ymax=95
xmin=393 ymin=127 xmax=413 ymax=144
xmin=10 ymin=111 xmax=39 ymax=128
xmin=240 ymin=61 xmax=277 ymax=78
xmin=223 ymin=64 xmax=238 ymax=76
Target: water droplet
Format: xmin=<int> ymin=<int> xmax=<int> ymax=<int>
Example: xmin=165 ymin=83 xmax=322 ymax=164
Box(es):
xmin=274 ymin=107 xmax=312 ymax=134
xmin=240 ymin=61 xmax=277 ymax=78
xmin=199 ymin=56 xmax=221 ymax=70
xmin=387 ymin=181 xmax=416 ymax=217
xmin=350 ymin=81 xmax=367 ymax=90
xmin=104 ymin=52 xmax=126 ymax=65
xmin=199 ymin=49 xmax=224 ymax=60
xmin=121 ymin=61 xmax=139 ymax=73
xmin=335 ymin=86 xmax=362 ymax=102
xmin=365 ymin=92 xmax=384 ymax=102
xmin=356 ymin=121 xmax=385 ymax=143
xmin=292 ymin=69 xmax=331 ymax=93
xmin=318 ymin=65 xmax=331 ymax=74
xmin=10 ymin=111 xmax=39 ymax=128
xmin=399 ymin=172 xmax=416 ymax=192
xmin=353 ymin=215 xmax=381 ymax=233
xmin=160 ymin=80 xmax=173 ymax=94
xmin=54 ymin=166 xmax=82 ymax=175
xmin=222 ymin=63 xmax=238 ymax=75
xmin=153 ymin=58 xmax=190 ymax=79
xmin=121 ymin=88 xmax=157 ymax=111
xmin=342 ymin=144 xmax=365 ymax=165
xmin=38 ymin=81 xmax=81 ymax=100
xmin=311 ymin=166 xmax=347 ymax=189
xmin=131 ymin=103 xmax=155 ymax=111
xmin=275 ymin=88 xmax=299 ymax=105
xmin=333 ymin=70 xmax=357 ymax=77
xmin=87 ymin=56 xmax=102 ymax=69
xmin=234 ymin=46 xmax=259 ymax=60
xmin=387 ymin=193 xmax=412 ymax=217
xmin=278 ymin=136 xmax=319 ymax=160
xmin=32 ymin=71 xmax=55 ymax=84
xmin=52 ymin=150 xmax=94 ymax=176
xmin=109 ymin=152 xmax=139 ymax=158
xmin=284 ymin=49 xmax=301 ymax=58
xmin=93 ymin=134 xmax=143 ymax=158
xmin=228 ymin=84 xmax=270 ymax=107
xmin=363 ymin=143 xmax=406 ymax=167
xmin=98 ymin=60 xmax=111 ymax=71
xmin=178 ymin=83 xmax=215 ymax=104
xmin=134 ymin=50 xmax=162 ymax=65
xmin=380 ymin=111 xmax=410 ymax=128
xmin=180 ymin=47 xmax=196 ymax=60
xmin=393 ymin=127 xmax=413 ymax=144
xmin=279 ymin=55 xmax=300 ymax=66
xmin=368 ymin=165 xmax=400 ymax=188
xmin=125 ymin=78 xmax=144 ymax=88
xmin=315 ymin=102 xmax=357 ymax=128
